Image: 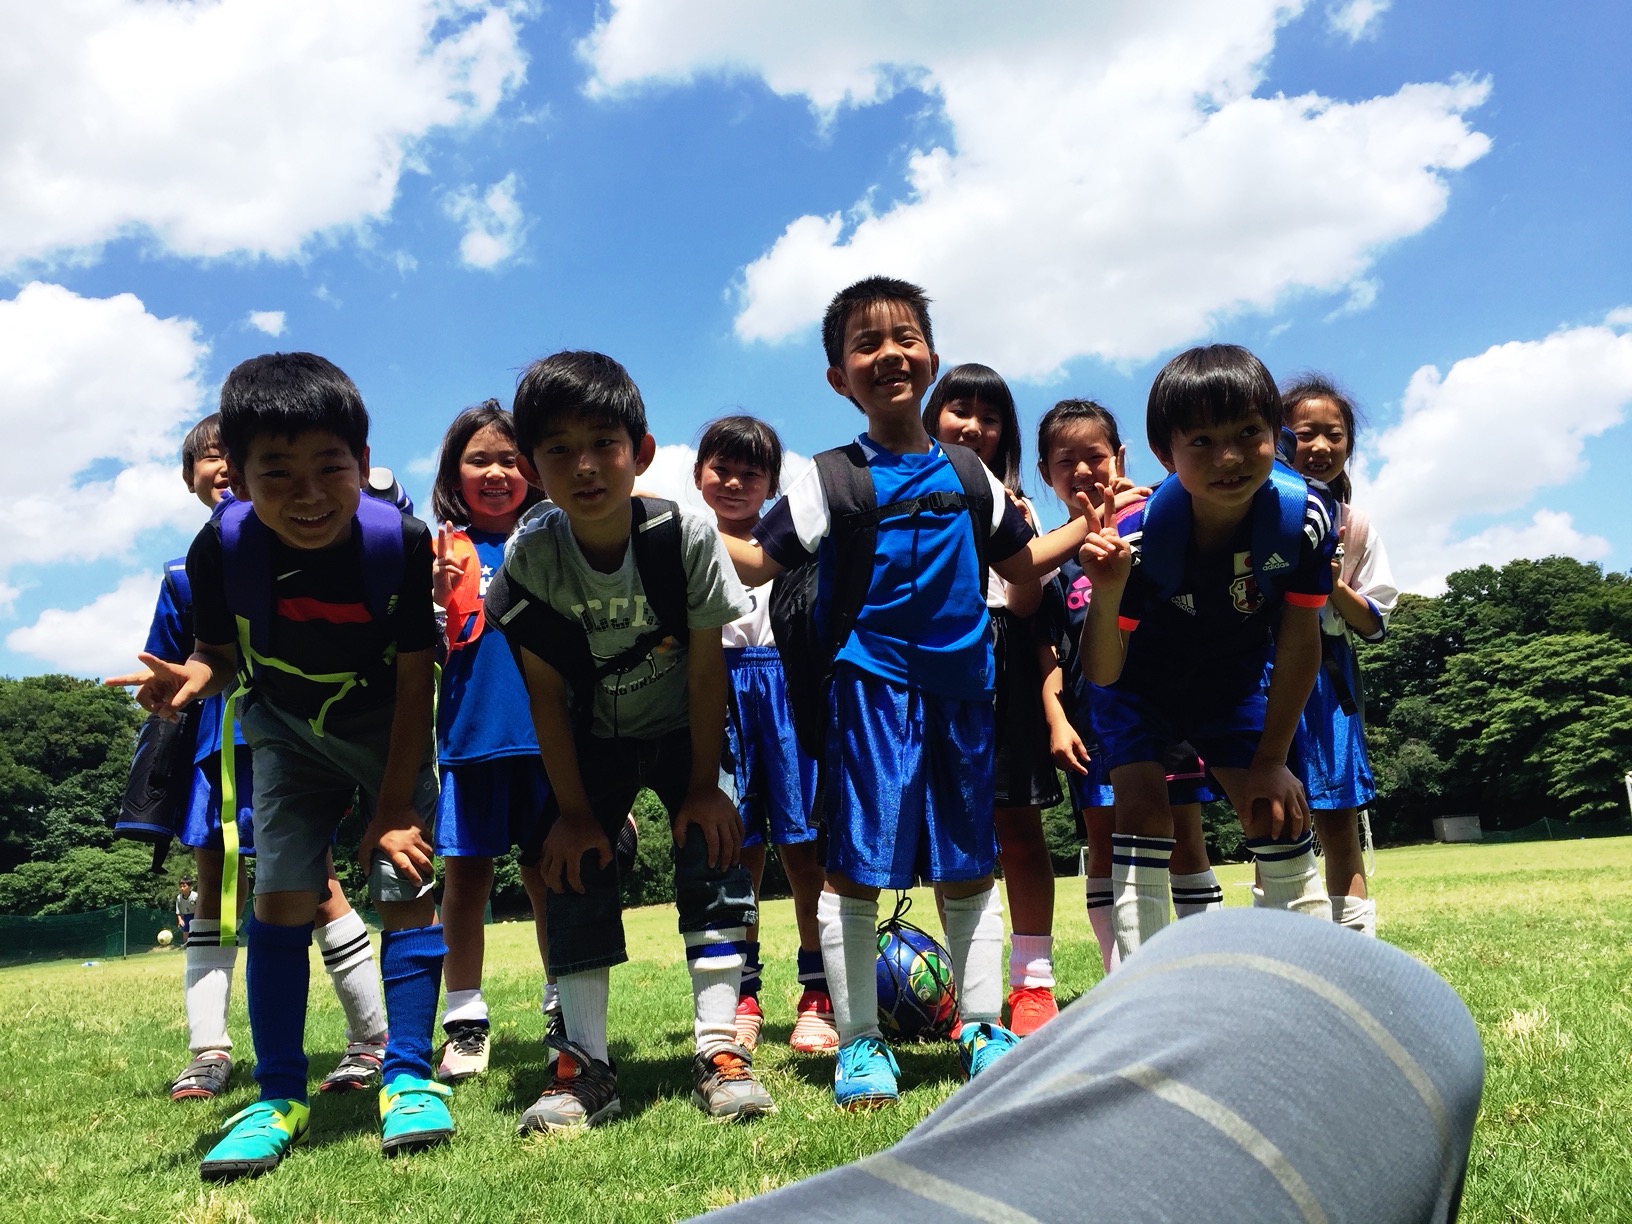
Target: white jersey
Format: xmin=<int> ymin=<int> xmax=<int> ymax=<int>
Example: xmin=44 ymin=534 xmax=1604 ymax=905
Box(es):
xmin=722 ymin=579 xmax=776 ymax=649
xmin=1325 ymin=503 xmax=1398 ymax=642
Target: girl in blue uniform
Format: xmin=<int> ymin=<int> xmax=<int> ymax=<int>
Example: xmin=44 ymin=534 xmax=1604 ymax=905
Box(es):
xmin=429 ymin=400 xmax=552 ymax=1079
xmin=1283 ymin=376 xmax=1398 ymax=936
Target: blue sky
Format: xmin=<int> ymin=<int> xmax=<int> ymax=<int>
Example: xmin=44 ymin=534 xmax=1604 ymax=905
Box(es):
xmin=2 ymin=0 xmax=1628 ymax=678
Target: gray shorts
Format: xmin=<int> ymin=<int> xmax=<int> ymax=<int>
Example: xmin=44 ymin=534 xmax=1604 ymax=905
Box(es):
xmin=241 ymin=695 xmax=438 ymax=903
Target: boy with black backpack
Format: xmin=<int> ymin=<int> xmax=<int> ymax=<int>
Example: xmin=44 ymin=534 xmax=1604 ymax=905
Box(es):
xmin=483 ymin=350 xmax=769 ymax=1131
xmin=722 ymin=277 xmax=1096 ymax=1109
xmin=121 ymin=354 xmax=450 ymax=1180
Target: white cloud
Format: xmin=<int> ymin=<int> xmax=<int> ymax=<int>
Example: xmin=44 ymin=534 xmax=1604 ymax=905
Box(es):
xmin=246 ymin=310 xmax=286 ymax=336
xmin=1360 ymin=312 xmax=1632 ymax=593
xmin=1323 ymin=277 xmax=1379 ymax=322
xmin=0 ymin=1 xmax=528 ymax=270
xmin=443 ymin=173 xmax=529 ymax=269
xmin=581 ymin=0 xmax=1490 ymax=378
xmin=0 ymin=283 xmax=207 ymax=577
xmin=6 ymin=575 xmax=160 ymax=679
xmin=1327 ymin=0 xmax=1391 ymax=40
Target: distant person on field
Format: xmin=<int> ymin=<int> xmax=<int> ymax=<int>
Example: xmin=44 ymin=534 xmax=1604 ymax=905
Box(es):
xmin=175 ymin=877 xmax=198 ymax=937
xmin=1282 ymin=374 xmax=1399 ymax=936
xmin=117 ymin=355 xmax=449 ymax=1180
xmin=112 ymin=413 xmax=387 ymax=1106
xmin=487 ymin=350 xmax=771 ymax=1131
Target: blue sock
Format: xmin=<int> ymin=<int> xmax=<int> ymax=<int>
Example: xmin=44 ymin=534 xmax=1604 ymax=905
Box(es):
xmin=245 ymin=913 xmax=313 ymax=1103
xmin=797 ymin=946 xmax=829 ymax=995
xmin=740 ymin=940 xmax=762 ymax=1000
xmin=379 ymin=924 xmax=447 ymax=1087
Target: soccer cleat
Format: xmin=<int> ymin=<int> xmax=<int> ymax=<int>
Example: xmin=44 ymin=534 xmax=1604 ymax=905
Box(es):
xmin=518 ymin=1037 xmax=621 ymax=1134
xmin=1005 ymin=986 xmax=1060 ymax=1037
xmin=958 ymin=1022 xmax=1021 ymax=1080
xmin=788 ymin=989 xmax=840 ymax=1053
xmin=198 ymin=1098 xmax=309 ymax=1182
xmin=734 ymin=994 xmax=764 ymax=1052
xmin=436 ymin=1019 xmax=491 ymax=1083
xmin=170 ymin=1050 xmax=233 ymax=1101
xmin=319 ymin=1040 xmax=385 ymax=1093
xmin=379 ymin=1076 xmax=455 ymax=1155
xmin=692 ymin=1045 xmax=775 ymax=1121
xmin=833 ymin=1036 xmax=900 ymax=1110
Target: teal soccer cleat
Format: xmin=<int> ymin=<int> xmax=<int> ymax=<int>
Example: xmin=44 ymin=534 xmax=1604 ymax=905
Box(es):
xmin=379 ymin=1076 xmax=455 ymax=1155
xmin=833 ymin=1036 xmax=900 ymax=1110
xmin=198 ymin=1098 xmax=309 ymax=1182
xmin=958 ymin=1022 xmax=1020 ymax=1080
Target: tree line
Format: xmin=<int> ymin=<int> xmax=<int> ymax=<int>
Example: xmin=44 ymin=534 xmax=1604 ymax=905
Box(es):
xmin=1 ymin=556 xmax=1628 ymax=916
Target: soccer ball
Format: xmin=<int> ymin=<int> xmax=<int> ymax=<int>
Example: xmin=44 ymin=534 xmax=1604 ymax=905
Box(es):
xmin=875 ymin=915 xmax=958 ymax=1043
xmin=157 ymin=928 xmax=174 ymax=947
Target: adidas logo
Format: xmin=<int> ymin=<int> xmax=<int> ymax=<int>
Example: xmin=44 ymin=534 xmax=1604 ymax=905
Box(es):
xmin=1170 ymin=593 xmax=1196 ymax=615
xmin=1260 ymin=552 xmax=1291 ymax=572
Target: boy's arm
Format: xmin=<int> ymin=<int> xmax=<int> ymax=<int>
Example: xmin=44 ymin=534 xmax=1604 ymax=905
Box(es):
xmin=357 ymin=646 xmax=436 ymax=884
xmin=108 ymin=640 xmax=237 ymax=719
xmin=672 ymin=629 xmax=743 ymax=869
xmin=1242 ymin=603 xmax=1322 ymax=840
xmin=720 ymin=533 xmax=785 ymax=588
xmin=519 ymin=649 xmax=613 ymax=894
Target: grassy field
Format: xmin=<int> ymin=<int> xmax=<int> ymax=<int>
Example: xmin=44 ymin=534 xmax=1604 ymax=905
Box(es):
xmin=1 ymin=837 xmax=1628 ymax=1222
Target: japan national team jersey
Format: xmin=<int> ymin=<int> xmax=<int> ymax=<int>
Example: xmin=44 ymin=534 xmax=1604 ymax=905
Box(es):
xmin=1111 ymin=487 xmax=1334 ymax=702
xmin=752 ymin=435 xmax=1033 ymax=702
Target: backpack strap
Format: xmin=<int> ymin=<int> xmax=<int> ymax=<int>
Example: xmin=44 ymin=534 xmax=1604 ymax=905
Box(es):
xmin=939 ymin=441 xmax=994 ymax=582
xmin=1137 ymin=462 xmax=1312 ymax=601
xmin=814 ymin=443 xmax=883 ymax=663
xmin=162 ymin=557 xmax=191 ymax=618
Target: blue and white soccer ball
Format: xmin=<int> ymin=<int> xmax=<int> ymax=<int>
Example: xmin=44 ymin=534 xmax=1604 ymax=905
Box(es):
xmin=875 ymin=903 xmax=958 ymax=1043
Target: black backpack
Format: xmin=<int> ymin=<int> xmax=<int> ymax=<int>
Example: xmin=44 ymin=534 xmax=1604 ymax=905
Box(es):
xmin=769 ymin=442 xmax=993 ymax=764
xmin=483 ymin=497 xmax=689 ymax=735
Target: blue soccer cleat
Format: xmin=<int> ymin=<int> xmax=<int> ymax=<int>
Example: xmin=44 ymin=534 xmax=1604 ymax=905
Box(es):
xmin=198 ymin=1098 xmax=309 ymax=1182
xmin=958 ymin=1021 xmax=1020 ymax=1080
xmin=834 ymin=1035 xmax=900 ymax=1110
xmin=379 ymin=1075 xmax=455 ymax=1155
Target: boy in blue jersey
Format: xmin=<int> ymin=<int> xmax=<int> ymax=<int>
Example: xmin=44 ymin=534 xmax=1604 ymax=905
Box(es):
xmin=123 ymin=413 xmax=387 ymax=1104
xmin=1078 ymin=345 xmax=1336 ymax=959
xmin=491 ymin=350 xmax=770 ymax=1129
xmin=120 ymin=355 xmax=449 ymax=1180
xmin=723 ymin=277 xmax=1096 ymax=1108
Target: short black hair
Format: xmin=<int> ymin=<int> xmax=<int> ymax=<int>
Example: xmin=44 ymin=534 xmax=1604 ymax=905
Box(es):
xmin=820 ymin=276 xmax=934 ymax=370
xmin=1037 ymin=399 xmax=1123 ymax=467
xmin=218 ymin=353 xmax=368 ymax=471
xmin=512 ymin=351 xmax=646 ymax=461
xmin=923 ymin=363 xmax=1023 ymax=494
xmin=1146 ymin=344 xmax=1280 ymax=459
xmin=695 ymin=415 xmax=784 ymax=495
xmin=430 ymin=399 xmax=546 ymax=526
xmin=180 ymin=413 xmax=222 ymax=484
xmin=1281 ymin=372 xmax=1363 ymax=503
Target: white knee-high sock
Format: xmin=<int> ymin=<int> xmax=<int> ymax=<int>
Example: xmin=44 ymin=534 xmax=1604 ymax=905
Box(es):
xmin=183 ymin=919 xmax=236 ymax=1053
xmin=684 ymin=927 xmax=748 ymax=1055
xmin=1249 ymin=834 xmax=1333 ymax=920
xmin=819 ymin=891 xmax=880 ymax=1045
xmin=943 ymin=887 xmax=1005 ymax=1026
xmin=1332 ymin=894 xmax=1378 ymax=937
xmin=1085 ymin=877 xmax=1121 ymax=974
xmin=557 ymin=968 xmax=612 ymax=1064
xmin=1171 ymin=869 xmax=1224 ymax=918
xmin=315 ymin=909 xmax=387 ymax=1045
xmin=1111 ymin=834 xmax=1174 ymax=960
xmin=1008 ymin=932 xmax=1055 ymax=989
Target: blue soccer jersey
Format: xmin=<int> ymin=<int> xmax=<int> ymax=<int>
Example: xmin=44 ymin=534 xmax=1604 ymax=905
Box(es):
xmin=437 ymin=529 xmax=539 ymax=764
xmin=753 ymin=434 xmax=1032 ymax=702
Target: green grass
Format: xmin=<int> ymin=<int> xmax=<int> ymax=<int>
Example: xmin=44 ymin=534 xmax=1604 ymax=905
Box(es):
xmin=2 ymin=839 xmax=1628 ymax=1222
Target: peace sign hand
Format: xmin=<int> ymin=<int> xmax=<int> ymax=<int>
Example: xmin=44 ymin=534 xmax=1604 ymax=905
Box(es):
xmin=1076 ymin=470 xmax=1132 ymax=591
xmin=432 ymin=521 xmax=467 ymax=608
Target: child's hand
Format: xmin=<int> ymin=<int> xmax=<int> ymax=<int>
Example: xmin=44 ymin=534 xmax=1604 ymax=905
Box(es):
xmin=1005 ymin=487 xmax=1038 ymax=531
xmin=106 ymin=652 xmax=206 ymax=722
xmin=432 ymin=522 xmax=467 ymax=608
xmin=1241 ymin=761 xmax=1311 ymax=842
xmin=673 ymin=786 xmax=742 ymax=870
xmin=1106 ymin=452 xmax=1152 ymax=514
xmin=539 ymin=811 xmax=612 ymax=894
xmin=1075 ymin=486 xmax=1132 ymax=589
xmin=1050 ymin=721 xmax=1091 ymax=777
xmin=359 ymin=811 xmax=434 ymax=886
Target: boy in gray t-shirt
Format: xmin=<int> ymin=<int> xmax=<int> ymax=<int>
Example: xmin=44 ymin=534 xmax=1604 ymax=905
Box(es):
xmin=488 ymin=350 xmax=768 ymax=1132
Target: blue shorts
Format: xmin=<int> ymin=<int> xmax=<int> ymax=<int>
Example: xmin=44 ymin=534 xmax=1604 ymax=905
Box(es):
xmin=1090 ymin=681 xmax=1265 ymax=775
xmin=821 ymin=663 xmax=996 ymax=889
xmin=180 ymin=754 xmax=256 ymax=855
xmin=1293 ymin=664 xmax=1375 ymax=809
xmin=435 ymin=755 xmax=551 ymax=857
xmin=1066 ymin=741 xmax=1217 ymax=811
xmin=726 ymin=647 xmax=818 ymax=848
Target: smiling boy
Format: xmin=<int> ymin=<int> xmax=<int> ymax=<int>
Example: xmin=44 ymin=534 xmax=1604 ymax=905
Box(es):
xmin=1077 ymin=344 xmax=1335 ymax=959
xmin=486 ymin=349 xmax=769 ymax=1131
xmin=125 ymin=352 xmax=449 ymax=1180
xmin=721 ymin=277 xmax=1096 ymax=1108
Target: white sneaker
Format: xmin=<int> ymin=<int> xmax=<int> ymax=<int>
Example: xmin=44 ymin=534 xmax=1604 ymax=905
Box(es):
xmin=436 ymin=1020 xmax=490 ymax=1083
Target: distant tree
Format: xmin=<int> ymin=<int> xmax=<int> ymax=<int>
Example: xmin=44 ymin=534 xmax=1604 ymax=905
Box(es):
xmin=0 ymin=842 xmax=172 ymax=915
